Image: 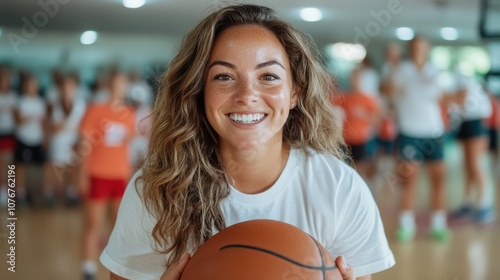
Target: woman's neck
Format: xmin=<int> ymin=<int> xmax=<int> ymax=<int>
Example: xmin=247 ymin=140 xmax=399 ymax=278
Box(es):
xmin=220 ymin=141 xmax=290 ymax=194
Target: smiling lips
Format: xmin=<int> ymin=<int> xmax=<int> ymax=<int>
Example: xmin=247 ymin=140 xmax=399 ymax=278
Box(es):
xmin=228 ymin=113 xmax=266 ymax=124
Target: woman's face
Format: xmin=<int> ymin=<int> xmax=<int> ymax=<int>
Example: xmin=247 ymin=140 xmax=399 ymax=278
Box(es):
xmin=204 ymin=25 xmax=298 ymax=151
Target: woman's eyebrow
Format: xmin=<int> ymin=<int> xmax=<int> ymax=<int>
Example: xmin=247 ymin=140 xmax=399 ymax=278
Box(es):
xmin=207 ymin=60 xmax=236 ymax=70
xmin=256 ymin=60 xmax=285 ymax=70
xmin=207 ymin=60 xmax=285 ymax=70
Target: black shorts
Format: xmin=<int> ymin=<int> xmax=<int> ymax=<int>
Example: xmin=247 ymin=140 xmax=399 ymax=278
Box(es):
xmin=456 ymin=119 xmax=487 ymax=140
xmin=489 ymin=129 xmax=499 ymax=152
xmin=14 ymin=139 xmax=46 ymax=165
xmin=345 ymin=142 xmax=370 ymax=162
xmin=397 ymin=134 xmax=445 ymax=162
xmin=377 ymin=137 xmax=395 ymax=155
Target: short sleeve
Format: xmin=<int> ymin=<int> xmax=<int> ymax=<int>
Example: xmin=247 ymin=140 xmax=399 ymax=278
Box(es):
xmin=99 ymin=170 xmax=168 ymax=279
xmin=330 ymin=173 xmax=395 ymax=277
xmin=79 ymin=105 xmax=96 ymax=136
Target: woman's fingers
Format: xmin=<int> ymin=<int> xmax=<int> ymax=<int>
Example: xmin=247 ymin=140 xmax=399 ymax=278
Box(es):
xmin=160 ymin=253 xmax=191 ymax=280
xmin=336 ymin=256 xmax=354 ymax=280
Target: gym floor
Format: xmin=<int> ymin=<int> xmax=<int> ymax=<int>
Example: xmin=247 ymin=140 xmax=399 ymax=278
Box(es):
xmin=0 ymin=141 xmax=499 ymax=280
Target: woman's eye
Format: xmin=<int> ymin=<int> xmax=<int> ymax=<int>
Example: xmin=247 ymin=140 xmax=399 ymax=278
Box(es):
xmin=261 ymin=73 xmax=280 ymax=81
xmin=214 ymin=74 xmax=233 ymax=81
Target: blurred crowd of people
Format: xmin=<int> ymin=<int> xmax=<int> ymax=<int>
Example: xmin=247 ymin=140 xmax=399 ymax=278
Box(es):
xmin=332 ymin=35 xmax=500 ymax=243
xmin=0 ymin=66 xmax=154 ymax=209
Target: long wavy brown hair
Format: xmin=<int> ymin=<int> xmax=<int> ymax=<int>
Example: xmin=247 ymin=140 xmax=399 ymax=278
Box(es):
xmin=138 ymin=4 xmax=346 ymax=266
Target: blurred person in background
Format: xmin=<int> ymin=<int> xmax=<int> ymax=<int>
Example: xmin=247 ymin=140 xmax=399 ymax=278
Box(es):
xmin=45 ymin=69 xmax=65 ymax=112
xmin=375 ymin=43 xmax=401 ymax=189
xmin=13 ymin=74 xmax=49 ymax=207
xmin=358 ymin=56 xmax=380 ymax=98
xmin=387 ymin=35 xmax=465 ymax=242
xmin=0 ymin=67 xmax=17 ymax=207
xmin=77 ymin=71 xmax=136 ymax=280
xmin=70 ymin=70 xmax=92 ymax=103
xmin=357 ymin=56 xmax=382 ymax=182
xmin=333 ymin=68 xmax=381 ymax=182
xmin=450 ymin=74 xmax=494 ymax=223
xmin=127 ymin=70 xmax=153 ymax=171
xmin=44 ymin=75 xmax=87 ymax=206
xmin=90 ymin=74 xmax=110 ymax=104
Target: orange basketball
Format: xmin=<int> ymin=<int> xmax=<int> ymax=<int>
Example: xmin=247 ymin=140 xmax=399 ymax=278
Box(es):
xmin=180 ymin=219 xmax=343 ymax=280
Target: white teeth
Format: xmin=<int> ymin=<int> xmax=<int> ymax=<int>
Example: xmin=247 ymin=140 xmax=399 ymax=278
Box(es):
xmin=229 ymin=113 xmax=265 ymax=124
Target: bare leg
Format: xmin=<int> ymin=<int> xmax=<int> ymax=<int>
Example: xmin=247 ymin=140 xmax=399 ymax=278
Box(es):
xmin=82 ymin=199 xmax=107 ymax=263
xmin=398 ymin=160 xmax=420 ymax=211
xmin=428 ymin=160 xmax=447 ymax=211
xmin=464 ymin=137 xmax=488 ymax=207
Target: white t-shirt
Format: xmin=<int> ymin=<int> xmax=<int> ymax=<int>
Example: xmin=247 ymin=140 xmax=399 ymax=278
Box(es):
xmin=393 ymin=61 xmax=445 ymax=138
xmin=454 ymin=74 xmax=492 ymax=121
xmin=49 ymin=98 xmax=87 ymax=164
xmin=359 ymin=67 xmax=380 ymax=97
xmin=0 ymin=91 xmax=17 ymax=134
xmin=15 ymin=95 xmax=46 ymax=145
xmin=45 ymin=86 xmax=60 ymax=107
xmin=100 ymin=148 xmax=395 ymax=279
xmin=51 ymin=97 xmax=87 ymax=137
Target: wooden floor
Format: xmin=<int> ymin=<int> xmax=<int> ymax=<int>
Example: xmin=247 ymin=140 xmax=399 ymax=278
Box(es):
xmin=0 ymin=142 xmax=499 ymax=280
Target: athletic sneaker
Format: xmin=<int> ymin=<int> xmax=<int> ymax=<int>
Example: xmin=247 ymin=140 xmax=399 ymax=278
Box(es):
xmin=451 ymin=205 xmax=473 ymax=219
xmin=395 ymin=226 xmax=415 ymax=243
xmin=430 ymin=227 xmax=451 ymax=242
xmin=474 ymin=207 xmax=496 ymax=224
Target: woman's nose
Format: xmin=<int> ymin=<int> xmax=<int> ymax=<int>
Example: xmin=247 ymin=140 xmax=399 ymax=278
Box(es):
xmin=233 ymin=78 xmax=259 ymax=104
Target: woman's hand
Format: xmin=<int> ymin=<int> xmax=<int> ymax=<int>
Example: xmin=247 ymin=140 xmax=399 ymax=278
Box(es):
xmin=336 ymin=256 xmax=354 ymax=280
xmin=160 ymin=253 xmax=191 ymax=280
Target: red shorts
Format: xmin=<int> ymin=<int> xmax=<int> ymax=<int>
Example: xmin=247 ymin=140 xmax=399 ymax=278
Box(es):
xmin=88 ymin=177 xmax=127 ymax=201
xmin=0 ymin=135 xmax=15 ymax=152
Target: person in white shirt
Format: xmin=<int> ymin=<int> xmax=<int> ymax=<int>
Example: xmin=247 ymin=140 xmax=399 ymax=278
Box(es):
xmin=13 ymin=74 xmax=48 ymax=205
xmin=451 ymin=73 xmax=494 ymax=223
xmin=358 ymin=56 xmax=380 ymax=98
xmin=45 ymin=69 xmax=64 ymax=110
xmin=45 ymin=75 xmax=87 ymax=205
xmin=0 ymin=67 xmax=18 ymax=206
xmin=127 ymin=70 xmax=153 ymax=170
xmin=100 ymin=4 xmax=395 ymax=280
xmin=387 ymin=36 xmax=465 ymax=243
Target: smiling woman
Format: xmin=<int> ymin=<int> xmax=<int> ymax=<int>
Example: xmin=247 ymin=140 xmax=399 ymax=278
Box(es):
xmin=99 ymin=4 xmax=395 ymax=280
xmin=204 ymin=25 xmax=298 ymax=152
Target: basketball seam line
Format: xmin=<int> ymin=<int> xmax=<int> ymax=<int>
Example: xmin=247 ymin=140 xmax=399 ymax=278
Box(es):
xmin=220 ymin=244 xmax=337 ymax=272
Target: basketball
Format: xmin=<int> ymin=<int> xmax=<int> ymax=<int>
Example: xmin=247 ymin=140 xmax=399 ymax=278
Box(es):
xmin=180 ymin=219 xmax=343 ymax=280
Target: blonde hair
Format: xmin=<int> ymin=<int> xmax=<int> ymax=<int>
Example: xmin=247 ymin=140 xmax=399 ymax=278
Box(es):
xmin=138 ymin=4 xmax=345 ymax=266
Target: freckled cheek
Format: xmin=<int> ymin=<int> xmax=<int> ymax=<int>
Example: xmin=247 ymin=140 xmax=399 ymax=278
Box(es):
xmin=205 ymin=91 xmax=230 ymax=121
xmin=264 ymin=90 xmax=291 ymax=114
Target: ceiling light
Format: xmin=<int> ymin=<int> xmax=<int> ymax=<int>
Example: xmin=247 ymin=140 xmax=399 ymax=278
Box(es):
xmin=123 ymin=0 xmax=146 ymax=9
xmin=300 ymin=8 xmax=323 ymax=22
xmin=328 ymin=43 xmax=367 ymax=62
xmin=80 ymin=31 xmax=98 ymax=45
xmin=440 ymin=27 xmax=458 ymax=41
xmin=395 ymin=27 xmax=414 ymax=41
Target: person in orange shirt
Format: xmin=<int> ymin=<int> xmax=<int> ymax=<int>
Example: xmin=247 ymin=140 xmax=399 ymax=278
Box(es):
xmin=77 ymin=71 xmax=136 ymax=280
xmin=334 ymin=68 xmax=381 ymax=179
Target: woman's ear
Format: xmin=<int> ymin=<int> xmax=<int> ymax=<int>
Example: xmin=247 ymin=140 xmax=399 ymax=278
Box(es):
xmin=290 ymin=85 xmax=300 ymax=109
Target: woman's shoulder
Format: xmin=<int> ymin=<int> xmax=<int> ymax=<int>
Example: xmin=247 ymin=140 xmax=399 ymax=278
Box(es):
xmin=297 ymin=148 xmax=361 ymax=183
